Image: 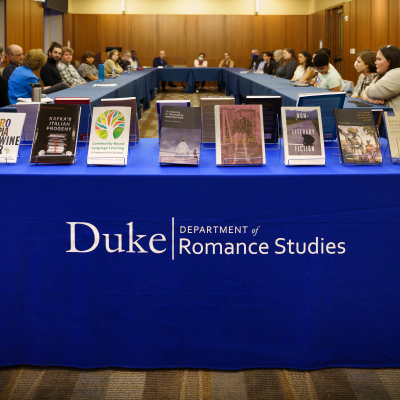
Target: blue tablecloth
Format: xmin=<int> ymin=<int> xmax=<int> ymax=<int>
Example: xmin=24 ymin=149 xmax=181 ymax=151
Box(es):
xmin=1 ymin=138 xmax=400 ymax=370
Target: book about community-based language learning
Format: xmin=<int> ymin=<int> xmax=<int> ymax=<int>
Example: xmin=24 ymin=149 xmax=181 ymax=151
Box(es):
xmin=200 ymin=96 xmax=235 ymax=143
xmin=29 ymin=104 xmax=81 ymax=164
xmin=156 ymin=100 xmax=190 ymax=137
xmin=87 ymin=106 xmax=131 ymax=166
xmin=383 ymin=111 xmax=400 ymax=158
xmin=54 ymin=97 xmax=91 ymax=141
xmin=334 ymin=109 xmax=382 ymax=165
xmin=101 ymin=97 xmax=139 ymax=142
xmin=215 ymin=104 xmax=265 ymax=166
xmin=159 ymin=106 xmax=201 ymax=165
xmin=16 ymin=102 xmax=40 ymax=141
xmin=297 ymin=92 xmax=345 ymax=140
xmin=281 ymin=107 xmax=325 ymax=166
xmin=0 ymin=113 xmax=25 ymax=163
xmin=245 ymin=96 xmax=282 ymax=144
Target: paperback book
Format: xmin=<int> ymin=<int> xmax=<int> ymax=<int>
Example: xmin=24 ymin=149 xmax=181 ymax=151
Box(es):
xmin=157 ymin=100 xmax=190 ymax=137
xmin=245 ymin=96 xmax=282 ymax=143
xmin=200 ymin=96 xmax=235 ymax=143
xmin=215 ymin=104 xmax=265 ymax=165
xmin=159 ymin=106 xmax=201 ymax=165
xmin=297 ymin=92 xmax=346 ymax=140
xmin=281 ymin=107 xmax=325 ymax=166
xmin=334 ymin=109 xmax=382 ymax=164
xmin=87 ymin=106 xmax=131 ymax=166
xmin=54 ymin=97 xmax=91 ymax=141
xmin=16 ymin=102 xmax=40 ymax=141
xmin=383 ymin=111 xmax=400 ymax=158
xmin=0 ymin=113 xmax=25 ymax=163
xmin=102 ymin=97 xmax=139 ymax=142
xmin=30 ymin=104 xmax=81 ymax=164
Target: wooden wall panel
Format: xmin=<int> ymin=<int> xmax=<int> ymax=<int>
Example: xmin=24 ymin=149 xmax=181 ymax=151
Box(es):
xmin=307 ymin=14 xmax=314 ymax=52
xmin=356 ymin=0 xmax=371 ymax=53
xmin=158 ymin=15 xmax=187 ymax=66
xmin=130 ymin=15 xmax=157 ymax=67
xmin=286 ymin=15 xmax=308 ymax=56
xmin=388 ymin=0 xmax=398 ymax=46
xmin=371 ymin=0 xmax=388 ymax=50
xmin=63 ymin=13 xmax=74 ymax=48
xmin=96 ymin=15 xmax=118 ymax=54
xmin=186 ymin=15 xmax=199 ymax=65
xmin=30 ymin=0 xmax=44 ymax=50
xmin=265 ymin=15 xmax=285 ymax=53
xmin=253 ymin=16 xmax=266 ymax=54
xmin=342 ymin=1 xmax=357 ymax=84
xmin=72 ymin=15 xmax=97 ymax=61
xmin=226 ymin=16 xmax=254 ymax=68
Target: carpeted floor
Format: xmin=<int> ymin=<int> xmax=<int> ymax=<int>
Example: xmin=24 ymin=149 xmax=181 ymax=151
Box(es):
xmin=0 ymin=366 xmax=400 ymax=399
xmin=2 ymin=86 xmax=399 ymax=400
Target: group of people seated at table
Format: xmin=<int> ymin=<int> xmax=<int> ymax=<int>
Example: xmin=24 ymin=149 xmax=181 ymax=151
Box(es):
xmin=1 ymin=41 xmax=400 ymax=109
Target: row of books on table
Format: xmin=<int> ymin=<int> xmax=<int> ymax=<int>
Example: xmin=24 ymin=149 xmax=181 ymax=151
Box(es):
xmin=0 ymin=95 xmax=397 ymax=166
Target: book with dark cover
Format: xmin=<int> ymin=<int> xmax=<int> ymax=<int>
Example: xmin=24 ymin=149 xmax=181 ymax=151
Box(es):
xmin=297 ymin=92 xmax=346 ymax=140
xmin=200 ymin=96 xmax=235 ymax=142
xmin=383 ymin=111 xmax=400 ymax=158
xmin=281 ymin=107 xmax=325 ymax=165
xmin=30 ymin=104 xmax=81 ymax=164
xmin=102 ymin=97 xmax=139 ymax=142
xmin=334 ymin=109 xmax=382 ymax=164
xmin=157 ymin=100 xmax=190 ymax=137
xmin=54 ymin=97 xmax=91 ymax=142
xmin=245 ymin=95 xmax=282 ymax=143
xmin=215 ymin=104 xmax=265 ymax=165
xmin=159 ymin=106 xmax=201 ymax=165
xmin=16 ymin=103 xmax=40 ymax=141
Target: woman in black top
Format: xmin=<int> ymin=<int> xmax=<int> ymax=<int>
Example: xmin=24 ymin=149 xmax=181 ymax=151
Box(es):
xmin=0 ymin=46 xmax=10 ymax=107
xmin=275 ymin=48 xmax=297 ymax=80
xmin=263 ymin=52 xmax=278 ymax=75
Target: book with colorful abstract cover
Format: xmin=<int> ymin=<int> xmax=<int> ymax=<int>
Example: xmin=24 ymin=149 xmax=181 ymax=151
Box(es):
xmin=29 ymin=104 xmax=81 ymax=164
xmin=334 ymin=109 xmax=382 ymax=165
xmin=215 ymin=104 xmax=265 ymax=165
xmin=87 ymin=106 xmax=131 ymax=166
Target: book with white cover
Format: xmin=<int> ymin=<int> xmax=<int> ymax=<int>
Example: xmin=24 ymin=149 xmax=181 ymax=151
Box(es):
xmin=384 ymin=111 xmax=400 ymax=158
xmin=87 ymin=106 xmax=131 ymax=166
xmin=281 ymin=107 xmax=325 ymax=166
xmin=296 ymin=92 xmax=345 ymax=140
xmin=0 ymin=113 xmax=26 ymax=163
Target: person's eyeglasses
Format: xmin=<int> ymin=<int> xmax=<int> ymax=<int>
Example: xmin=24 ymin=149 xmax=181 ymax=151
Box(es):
xmin=13 ymin=53 xmax=24 ymax=57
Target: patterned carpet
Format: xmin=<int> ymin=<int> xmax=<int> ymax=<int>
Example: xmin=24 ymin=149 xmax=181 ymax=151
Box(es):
xmin=1 ymin=87 xmax=399 ymax=399
xmin=0 ymin=367 xmax=400 ymax=399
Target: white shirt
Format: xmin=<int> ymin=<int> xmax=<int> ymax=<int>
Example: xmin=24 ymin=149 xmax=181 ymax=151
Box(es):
xmin=194 ymin=60 xmax=208 ymax=67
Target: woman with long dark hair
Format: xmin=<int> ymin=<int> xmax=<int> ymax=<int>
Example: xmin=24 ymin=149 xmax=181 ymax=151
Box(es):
xmin=291 ymin=51 xmax=314 ymax=83
xmin=351 ymin=51 xmax=377 ymax=98
xmin=275 ymin=48 xmax=297 ymax=79
xmin=362 ymin=45 xmax=400 ymax=109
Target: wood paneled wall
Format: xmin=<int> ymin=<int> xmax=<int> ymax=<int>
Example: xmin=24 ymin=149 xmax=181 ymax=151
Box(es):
xmin=63 ymin=14 xmax=308 ymax=68
xmin=5 ymin=0 xmax=44 ymax=52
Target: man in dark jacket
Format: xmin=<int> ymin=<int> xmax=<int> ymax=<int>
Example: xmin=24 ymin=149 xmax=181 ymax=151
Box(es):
xmin=40 ymin=42 xmax=65 ymax=87
xmin=248 ymin=49 xmax=262 ymax=70
xmin=153 ymin=50 xmax=177 ymax=92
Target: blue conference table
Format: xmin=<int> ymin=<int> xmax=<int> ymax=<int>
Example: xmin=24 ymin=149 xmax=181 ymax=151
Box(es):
xmin=1 ymin=139 xmax=400 ymax=370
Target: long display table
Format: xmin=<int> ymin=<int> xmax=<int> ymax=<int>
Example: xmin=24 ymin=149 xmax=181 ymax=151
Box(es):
xmin=1 ymin=139 xmax=400 ymax=369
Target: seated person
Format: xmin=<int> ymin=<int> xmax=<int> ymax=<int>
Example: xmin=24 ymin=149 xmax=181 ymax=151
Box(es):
xmin=275 ymin=48 xmax=297 ymax=79
xmin=263 ymin=52 xmax=277 ymax=75
xmin=292 ymin=51 xmax=314 ymax=83
xmin=219 ymin=52 xmax=234 ymax=68
xmin=249 ymin=49 xmax=262 ymax=70
xmin=104 ymin=49 xmax=124 ymax=77
xmin=313 ymin=52 xmax=344 ymax=91
xmin=78 ymin=51 xmax=98 ymax=81
xmin=256 ymin=52 xmax=266 ymax=72
xmin=0 ymin=46 xmax=10 ymax=107
xmin=362 ymin=45 xmax=400 ymax=110
xmin=195 ymin=53 xmax=207 ymax=91
xmin=40 ymin=42 xmax=64 ymax=87
xmin=8 ymin=49 xmax=47 ymax=104
xmin=153 ymin=50 xmax=176 ymax=91
xmin=273 ymin=50 xmax=283 ymax=70
xmin=57 ymin=47 xmax=86 ymax=87
xmin=2 ymin=44 xmax=24 ymax=80
xmin=129 ymin=50 xmax=141 ymax=68
xmin=119 ymin=51 xmax=135 ymax=71
xmin=351 ymin=51 xmax=377 ymax=98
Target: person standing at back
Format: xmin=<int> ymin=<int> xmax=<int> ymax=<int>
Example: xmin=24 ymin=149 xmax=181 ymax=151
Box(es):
xmin=40 ymin=42 xmax=64 ymax=87
xmin=2 ymin=44 xmax=24 ymax=81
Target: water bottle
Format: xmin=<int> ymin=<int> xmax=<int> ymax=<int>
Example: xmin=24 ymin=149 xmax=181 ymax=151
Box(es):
xmin=98 ymin=63 xmax=105 ymax=81
xmin=127 ymin=65 xmax=131 ymax=75
xmin=30 ymin=83 xmax=42 ymax=102
xmin=253 ymin=62 xmax=256 ymax=73
xmin=112 ymin=66 xmax=116 ymax=78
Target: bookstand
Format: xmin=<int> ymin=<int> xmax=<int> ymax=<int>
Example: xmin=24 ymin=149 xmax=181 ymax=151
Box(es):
xmin=129 ymin=118 xmax=140 ymax=149
xmin=78 ymin=107 xmax=93 ymax=149
xmin=34 ymin=154 xmax=77 ymax=165
xmin=280 ymin=138 xmax=325 ymax=165
xmin=340 ymin=153 xmax=383 ymax=166
xmin=201 ymin=142 xmax=216 ymax=150
xmin=222 ymin=157 xmax=263 ymax=166
xmin=384 ymin=137 xmax=400 ymax=164
xmin=160 ymin=154 xmax=199 ymax=165
xmin=265 ymin=114 xmax=281 ymax=151
xmin=87 ymin=156 xmax=127 ymax=166
xmin=0 ymin=157 xmax=9 ymax=164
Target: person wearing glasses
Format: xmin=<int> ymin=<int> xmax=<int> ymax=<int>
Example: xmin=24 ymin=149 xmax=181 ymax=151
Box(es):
xmin=2 ymin=45 xmax=24 ymax=81
xmin=0 ymin=46 xmax=10 ymax=107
